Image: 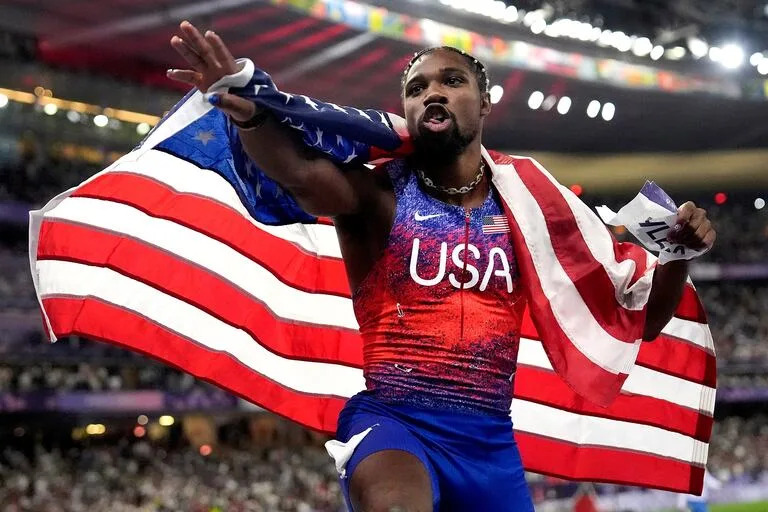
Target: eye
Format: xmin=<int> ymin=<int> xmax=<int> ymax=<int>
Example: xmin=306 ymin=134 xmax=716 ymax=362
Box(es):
xmin=407 ymin=84 xmax=424 ymax=96
xmin=446 ymin=76 xmax=464 ymax=86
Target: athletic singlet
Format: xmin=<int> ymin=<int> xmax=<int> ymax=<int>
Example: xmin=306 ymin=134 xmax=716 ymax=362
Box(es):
xmin=352 ymin=159 xmax=526 ymax=415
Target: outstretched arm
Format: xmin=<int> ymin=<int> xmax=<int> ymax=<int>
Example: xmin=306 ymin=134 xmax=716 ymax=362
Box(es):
xmin=167 ymin=21 xmax=372 ymax=217
xmin=643 ymin=201 xmax=716 ymax=340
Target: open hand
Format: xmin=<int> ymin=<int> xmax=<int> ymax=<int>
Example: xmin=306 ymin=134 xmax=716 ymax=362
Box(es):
xmin=167 ymin=20 xmax=257 ymax=123
xmin=668 ymin=201 xmax=716 ymax=250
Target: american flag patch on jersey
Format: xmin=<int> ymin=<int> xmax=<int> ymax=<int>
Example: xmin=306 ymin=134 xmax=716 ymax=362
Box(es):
xmin=483 ymin=215 xmax=511 ymax=234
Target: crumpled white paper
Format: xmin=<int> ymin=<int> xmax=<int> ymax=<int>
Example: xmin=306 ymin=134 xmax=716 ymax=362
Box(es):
xmin=596 ymin=181 xmax=709 ymax=264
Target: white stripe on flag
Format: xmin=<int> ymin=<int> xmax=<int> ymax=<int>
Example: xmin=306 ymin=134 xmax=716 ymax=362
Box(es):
xmin=43 ymin=197 xmax=359 ymax=330
xmin=511 ymin=399 xmax=708 ymax=465
xmin=518 ymin=338 xmax=715 ymax=413
xmin=662 ymin=317 xmax=715 ymax=352
xmin=112 ymin=149 xmax=343 ymax=259
xmin=36 ymin=259 xmax=366 ymax=397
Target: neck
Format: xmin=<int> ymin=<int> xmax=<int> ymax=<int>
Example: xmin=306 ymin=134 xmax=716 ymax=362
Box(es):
xmin=412 ymin=140 xmax=488 ymax=207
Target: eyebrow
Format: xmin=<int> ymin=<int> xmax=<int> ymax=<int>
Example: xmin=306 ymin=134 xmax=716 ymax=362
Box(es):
xmin=405 ymin=66 xmax=470 ymax=88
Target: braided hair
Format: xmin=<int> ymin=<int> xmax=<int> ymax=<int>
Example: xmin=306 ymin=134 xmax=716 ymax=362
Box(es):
xmin=401 ymin=46 xmax=489 ymax=95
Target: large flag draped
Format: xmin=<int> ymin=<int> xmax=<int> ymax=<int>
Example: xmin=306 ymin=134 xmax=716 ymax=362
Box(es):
xmin=28 ymin=64 xmax=716 ymax=494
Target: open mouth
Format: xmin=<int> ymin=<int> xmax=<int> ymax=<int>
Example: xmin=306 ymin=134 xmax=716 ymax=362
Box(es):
xmin=421 ymin=104 xmax=453 ymax=132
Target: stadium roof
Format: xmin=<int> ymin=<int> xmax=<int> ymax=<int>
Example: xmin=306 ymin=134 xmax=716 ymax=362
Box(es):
xmin=1 ymin=0 xmax=767 ymax=152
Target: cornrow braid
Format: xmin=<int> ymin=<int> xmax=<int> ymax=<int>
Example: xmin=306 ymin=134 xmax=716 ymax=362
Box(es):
xmin=401 ymin=46 xmax=489 ymax=94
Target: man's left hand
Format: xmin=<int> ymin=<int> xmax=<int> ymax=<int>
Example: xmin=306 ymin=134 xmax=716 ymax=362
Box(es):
xmin=667 ymin=201 xmax=716 ymax=250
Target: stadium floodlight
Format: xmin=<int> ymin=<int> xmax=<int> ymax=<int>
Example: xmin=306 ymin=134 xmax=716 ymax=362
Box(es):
xmin=0 ymin=93 xmax=9 ymax=108
xmin=666 ymin=46 xmax=687 ymax=60
xmin=66 ymin=110 xmax=80 ymax=123
xmin=528 ymin=91 xmax=544 ymax=110
xmin=758 ymin=59 xmax=768 ymax=75
xmin=586 ymin=100 xmax=601 ymax=118
xmin=650 ymin=45 xmax=665 ymax=60
xmin=541 ymin=95 xmax=557 ymax=111
xmin=755 ymin=198 xmax=766 ymax=210
xmin=708 ymin=46 xmax=723 ymax=62
xmin=43 ymin=103 xmax=58 ymax=116
xmin=720 ymin=44 xmax=745 ymax=69
xmin=530 ymin=18 xmax=547 ymax=34
xmin=687 ymin=37 xmax=709 ymax=59
xmin=557 ymin=96 xmax=572 ymax=115
xmin=137 ymin=122 xmax=151 ymax=135
xmin=589 ymin=26 xmax=602 ymax=42
xmin=489 ymin=85 xmax=504 ymax=104
xmin=750 ymin=52 xmax=764 ymax=66
xmin=503 ymin=5 xmax=519 ymax=23
xmin=597 ymin=29 xmax=612 ymax=47
xmin=601 ymin=102 xmax=615 ymax=121
xmin=632 ymin=37 xmax=653 ymax=57
xmin=94 ymin=114 xmax=109 ymax=127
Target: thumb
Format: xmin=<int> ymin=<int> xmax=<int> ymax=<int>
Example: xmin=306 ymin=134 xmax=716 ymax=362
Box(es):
xmin=207 ymin=93 xmax=257 ymax=123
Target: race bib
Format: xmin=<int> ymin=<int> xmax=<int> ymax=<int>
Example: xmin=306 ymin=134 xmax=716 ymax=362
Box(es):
xmin=596 ymin=181 xmax=709 ymax=264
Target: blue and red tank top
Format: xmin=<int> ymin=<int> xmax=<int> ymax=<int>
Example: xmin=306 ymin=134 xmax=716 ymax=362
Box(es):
xmin=352 ymin=159 xmax=526 ymax=415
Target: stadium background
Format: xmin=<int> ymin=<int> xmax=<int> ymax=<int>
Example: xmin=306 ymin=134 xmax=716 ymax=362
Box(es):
xmin=0 ymin=0 xmax=766 ymax=510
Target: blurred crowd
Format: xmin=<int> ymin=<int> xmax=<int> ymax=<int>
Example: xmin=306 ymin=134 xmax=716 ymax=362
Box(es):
xmin=0 ymin=413 xmax=766 ymax=512
xmin=0 ymin=443 xmax=343 ymax=512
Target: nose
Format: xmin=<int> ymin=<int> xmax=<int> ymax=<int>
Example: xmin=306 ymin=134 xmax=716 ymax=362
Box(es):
xmin=422 ymin=87 xmax=448 ymax=107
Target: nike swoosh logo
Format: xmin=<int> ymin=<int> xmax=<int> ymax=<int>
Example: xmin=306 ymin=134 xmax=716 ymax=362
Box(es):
xmin=394 ymin=364 xmax=413 ymax=373
xmin=414 ymin=212 xmax=445 ymax=221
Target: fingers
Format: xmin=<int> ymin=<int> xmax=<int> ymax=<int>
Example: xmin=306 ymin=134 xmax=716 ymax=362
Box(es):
xmin=205 ymin=31 xmax=237 ymax=74
xmin=208 ymin=93 xmax=257 ymax=123
xmin=171 ymin=35 xmax=205 ymax=71
xmin=675 ymin=201 xmax=696 ymax=226
xmin=166 ymin=69 xmax=203 ymax=86
xmin=702 ymin=230 xmax=716 ymax=248
xmin=179 ymin=21 xmax=219 ymax=68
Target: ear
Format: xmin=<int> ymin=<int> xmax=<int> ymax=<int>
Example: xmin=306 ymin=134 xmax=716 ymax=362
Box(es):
xmin=480 ymin=91 xmax=492 ymax=117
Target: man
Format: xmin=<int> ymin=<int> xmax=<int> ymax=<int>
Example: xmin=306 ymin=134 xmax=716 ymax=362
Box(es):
xmin=167 ymin=21 xmax=716 ymax=512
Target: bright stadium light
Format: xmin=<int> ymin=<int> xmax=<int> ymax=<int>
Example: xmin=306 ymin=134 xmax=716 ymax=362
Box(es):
xmin=503 ymin=6 xmax=519 ymax=23
xmin=666 ymin=46 xmax=686 ymax=60
xmin=0 ymin=93 xmax=8 ymax=108
xmin=556 ymin=96 xmax=572 ymax=115
xmin=720 ymin=44 xmax=745 ymax=69
xmin=528 ymin=91 xmax=544 ymax=110
xmin=489 ymin=85 xmax=504 ymax=104
xmin=43 ymin=103 xmax=58 ymax=116
xmin=709 ymin=46 xmax=723 ymax=62
xmin=541 ymin=95 xmax=557 ymax=111
xmin=598 ymin=29 xmax=612 ymax=47
xmin=136 ymin=122 xmax=151 ymax=135
xmin=93 ymin=114 xmax=109 ymax=127
xmin=750 ymin=52 xmax=764 ymax=66
xmin=601 ymin=102 xmax=615 ymax=121
xmin=650 ymin=45 xmax=665 ymax=60
xmin=66 ymin=110 xmax=80 ymax=122
xmin=530 ymin=18 xmax=547 ymax=34
xmin=632 ymin=37 xmax=653 ymax=57
xmin=688 ymin=37 xmax=709 ymax=59
xmin=489 ymin=1 xmax=506 ymax=19
xmin=759 ymin=59 xmax=768 ymax=75
xmin=755 ymin=198 xmax=766 ymax=210
xmin=586 ymin=100 xmax=601 ymax=118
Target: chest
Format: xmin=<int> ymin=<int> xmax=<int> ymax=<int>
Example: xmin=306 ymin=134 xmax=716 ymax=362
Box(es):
xmin=387 ymin=179 xmax=518 ymax=297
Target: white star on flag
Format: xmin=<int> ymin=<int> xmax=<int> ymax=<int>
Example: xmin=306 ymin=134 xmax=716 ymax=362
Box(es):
xmin=193 ymin=130 xmax=216 ymax=146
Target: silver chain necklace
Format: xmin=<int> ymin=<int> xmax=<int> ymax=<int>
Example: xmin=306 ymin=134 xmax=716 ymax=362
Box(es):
xmin=416 ymin=161 xmax=485 ymax=196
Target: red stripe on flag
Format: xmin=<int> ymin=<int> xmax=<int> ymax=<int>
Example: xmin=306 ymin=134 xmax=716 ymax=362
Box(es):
xmin=72 ymin=172 xmax=351 ymax=297
xmin=514 ymin=366 xmax=713 ymax=441
xmin=503 ymin=202 xmax=626 ymax=407
xmin=42 ymin=296 xmax=347 ymax=433
xmin=512 ymin=157 xmax=648 ymax=343
xmin=516 ymin=431 xmax=704 ymax=494
xmin=37 ymin=220 xmax=364 ymax=367
xmin=676 ymin=285 xmax=708 ymax=324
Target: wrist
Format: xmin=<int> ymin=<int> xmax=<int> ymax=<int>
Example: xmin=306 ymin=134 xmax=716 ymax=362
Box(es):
xmin=232 ymin=107 xmax=269 ymax=131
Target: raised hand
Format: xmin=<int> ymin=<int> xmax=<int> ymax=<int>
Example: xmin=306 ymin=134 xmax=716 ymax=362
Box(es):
xmin=167 ymin=20 xmax=257 ymax=123
xmin=668 ymin=201 xmax=716 ymax=251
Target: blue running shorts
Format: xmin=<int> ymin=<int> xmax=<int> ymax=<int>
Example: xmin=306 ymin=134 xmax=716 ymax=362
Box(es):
xmin=327 ymin=391 xmax=534 ymax=512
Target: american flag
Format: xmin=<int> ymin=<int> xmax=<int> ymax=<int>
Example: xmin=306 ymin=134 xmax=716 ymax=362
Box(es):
xmin=482 ymin=214 xmax=511 ymax=234
xmin=29 ymin=64 xmax=715 ymax=494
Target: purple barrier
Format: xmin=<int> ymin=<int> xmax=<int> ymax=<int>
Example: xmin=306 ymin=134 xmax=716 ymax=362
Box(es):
xmin=0 ymin=388 xmax=238 ymax=413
